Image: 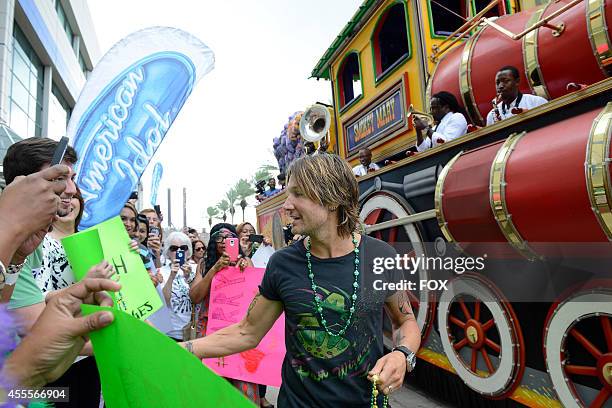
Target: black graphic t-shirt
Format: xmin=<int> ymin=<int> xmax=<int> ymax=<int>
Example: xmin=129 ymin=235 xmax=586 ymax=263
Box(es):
xmin=259 ymin=235 xmax=407 ymax=407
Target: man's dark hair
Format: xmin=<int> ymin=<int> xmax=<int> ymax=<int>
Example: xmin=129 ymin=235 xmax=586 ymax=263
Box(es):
xmin=188 ymin=228 xmax=197 ymax=235
xmin=3 ymin=138 xmax=77 ymax=184
xmin=432 ymin=91 xmax=470 ymax=123
xmin=432 ymin=91 xmax=463 ymax=113
xmin=498 ymin=65 xmax=520 ymax=80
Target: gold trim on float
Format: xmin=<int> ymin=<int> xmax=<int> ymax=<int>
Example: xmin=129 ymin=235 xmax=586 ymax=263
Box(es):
xmin=490 ymin=131 xmax=541 ymax=261
xmin=587 ymin=0 xmax=612 ymax=77
xmin=425 ymin=60 xmax=437 ymax=113
xmin=435 ymin=152 xmax=463 ymax=244
xmin=585 ymin=102 xmax=612 ymax=240
xmin=522 ymin=4 xmax=551 ymax=99
xmin=459 ymin=27 xmax=486 ymax=126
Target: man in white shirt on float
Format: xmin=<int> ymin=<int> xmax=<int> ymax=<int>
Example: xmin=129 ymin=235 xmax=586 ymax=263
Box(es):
xmin=486 ymin=65 xmax=548 ymax=125
xmin=352 ymin=148 xmax=380 ymax=177
xmin=413 ymin=91 xmax=469 ymax=152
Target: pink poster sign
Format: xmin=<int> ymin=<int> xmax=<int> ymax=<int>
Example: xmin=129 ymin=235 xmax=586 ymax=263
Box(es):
xmin=203 ymin=266 xmax=285 ymax=387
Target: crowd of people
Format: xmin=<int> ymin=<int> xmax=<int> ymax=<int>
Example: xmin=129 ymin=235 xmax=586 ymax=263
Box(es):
xmin=0 ymin=65 xmax=543 ymax=407
xmin=0 ymin=135 xmax=421 ymax=407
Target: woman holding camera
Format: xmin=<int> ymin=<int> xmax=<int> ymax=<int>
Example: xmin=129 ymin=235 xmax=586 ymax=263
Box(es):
xmin=237 ymin=222 xmax=258 ymax=257
xmin=158 ymin=231 xmax=194 ymax=342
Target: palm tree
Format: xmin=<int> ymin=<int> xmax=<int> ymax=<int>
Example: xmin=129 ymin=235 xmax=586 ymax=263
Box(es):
xmin=259 ymin=164 xmax=278 ymax=173
xmin=217 ymin=199 xmax=229 ymax=223
xmin=206 ymin=206 xmax=219 ymax=228
xmin=250 ymin=163 xmax=278 ymax=186
xmin=225 ymin=187 xmax=238 ymax=224
xmin=235 ymin=179 xmax=255 ymax=222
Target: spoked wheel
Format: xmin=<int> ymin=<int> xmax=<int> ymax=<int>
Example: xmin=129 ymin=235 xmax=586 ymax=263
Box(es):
xmin=545 ymin=289 xmax=612 ymax=408
xmin=438 ymin=274 xmax=525 ymax=398
xmin=360 ymin=191 xmax=435 ymax=341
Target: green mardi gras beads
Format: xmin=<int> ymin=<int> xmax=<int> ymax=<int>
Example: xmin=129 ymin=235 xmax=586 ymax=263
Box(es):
xmin=306 ymin=233 xmax=359 ymax=338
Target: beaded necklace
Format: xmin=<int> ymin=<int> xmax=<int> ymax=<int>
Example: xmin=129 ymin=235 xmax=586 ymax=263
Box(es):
xmin=306 ymin=233 xmax=359 ymax=338
xmin=370 ymin=375 xmax=389 ymax=408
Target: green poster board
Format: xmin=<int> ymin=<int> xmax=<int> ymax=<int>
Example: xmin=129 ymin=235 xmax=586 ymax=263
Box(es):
xmin=63 ymin=216 xmax=162 ymax=320
xmin=82 ymin=305 xmax=254 ymax=408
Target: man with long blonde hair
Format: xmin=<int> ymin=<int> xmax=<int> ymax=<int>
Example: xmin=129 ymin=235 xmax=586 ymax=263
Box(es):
xmin=183 ymin=154 xmax=420 ymax=406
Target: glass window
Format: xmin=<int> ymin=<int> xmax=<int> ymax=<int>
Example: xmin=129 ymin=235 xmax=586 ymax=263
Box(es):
xmin=472 ymin=0 xmax=508 ymax=18
xmin=338 ymin=53 xmax=362 ymax=108
xmin=55 ymin=0 xmax=74 ymax=46
xmin=372 ymin=3 xmax=410 ymax=78
xmin=78 ymin=52 xmax=87 ymax=76
xmin=11 ymin=53 xmax=29 ymax=87
xmin=48 ymin=85 xmax=71 ymax=141
xmin=9 ymin=25 xmax=44 ymax=139
xmin=429 ymin=0 xmax=469 ymax=36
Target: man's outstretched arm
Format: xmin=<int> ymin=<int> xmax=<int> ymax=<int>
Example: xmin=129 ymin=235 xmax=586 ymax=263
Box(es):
xmin=184 ymin=292 xmax=283 ymax=358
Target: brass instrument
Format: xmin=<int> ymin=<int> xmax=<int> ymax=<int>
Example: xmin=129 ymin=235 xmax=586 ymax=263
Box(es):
xmin=407 ymin=104 xmax=435 ymax=127
xmin=299 ymin=104 xmax=331 ymax=143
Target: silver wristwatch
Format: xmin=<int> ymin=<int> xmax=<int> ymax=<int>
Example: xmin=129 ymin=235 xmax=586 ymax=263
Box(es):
xmin=0 ymin=260 xmax=5 ymax=285
xmin=2 ymin=259 xmax=26 ymax=286
xmin=392 ymin=345 xmax=417 ymax=372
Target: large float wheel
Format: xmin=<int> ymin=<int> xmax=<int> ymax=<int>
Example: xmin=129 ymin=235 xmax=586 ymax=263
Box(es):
xmin=360 ymin=191 xmax=435 ymax=341
xmin=544 ymin=288 xmax=612 ymax=408
xmin=438 ymin=274 xmax=525 ymax=398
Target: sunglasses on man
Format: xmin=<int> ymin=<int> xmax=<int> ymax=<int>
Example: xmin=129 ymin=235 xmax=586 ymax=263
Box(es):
xmin=169 ymin=245 xmax=189 ymax=252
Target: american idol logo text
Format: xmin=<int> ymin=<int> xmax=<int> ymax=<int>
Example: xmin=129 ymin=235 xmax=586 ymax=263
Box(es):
xmin=73 ymin=52 xmax=196 ymax=229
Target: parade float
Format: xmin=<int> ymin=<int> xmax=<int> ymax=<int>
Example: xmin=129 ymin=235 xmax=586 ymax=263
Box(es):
xmin=257 ymin=0 xmax=612 ymax=406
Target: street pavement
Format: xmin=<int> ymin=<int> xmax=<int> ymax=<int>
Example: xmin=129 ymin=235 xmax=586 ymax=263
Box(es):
xmin=263 ymin=384 xmax=454 ymax=407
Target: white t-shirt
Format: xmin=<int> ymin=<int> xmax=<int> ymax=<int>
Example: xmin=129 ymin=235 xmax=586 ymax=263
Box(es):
xmin=352 ymin=163 xmax=380 ymax=176
xmin=416 ymin=112 xmax=468 ymax=152
xmin=153 ymin=264 xmax=194 ymax=339
xmin=486 ymin=93 xmax=548 ymax=125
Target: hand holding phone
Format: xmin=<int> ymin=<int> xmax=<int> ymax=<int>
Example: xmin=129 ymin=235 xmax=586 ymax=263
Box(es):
xmin=51 ymin=137 xmax=69 ymax=166
xmin=225 ymin=237 xmax=239 ymax=262
xmin=248 ymin=234 xmax=264 ymax=244
xmin=150 ymin=226 xmax=160 ymax=236
xmin=176 ymin=249 xmax=186 ymax=266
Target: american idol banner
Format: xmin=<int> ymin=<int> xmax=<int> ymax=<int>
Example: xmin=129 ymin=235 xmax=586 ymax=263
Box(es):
xmin=68 ymin=27 xmax=214 ymax=230
xmin=149 ymin=162 xmax=163 ymax=207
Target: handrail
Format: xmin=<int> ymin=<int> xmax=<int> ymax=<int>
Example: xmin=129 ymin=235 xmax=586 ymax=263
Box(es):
xmin=481 ymin=0 xmax=582 ymax=40
xmin=365 ymin=209 xmax=437 ymax=233
xmin=431 ymin=0 xmax=583 ymax=62
xmin=430 ymin=0 xmax=502 ymax=62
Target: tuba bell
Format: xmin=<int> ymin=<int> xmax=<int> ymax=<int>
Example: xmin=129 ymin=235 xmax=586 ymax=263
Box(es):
xmin=407 ymin=104 xmax=435 ymax=127
xmin=299 ymin=104 xmax=331 ymax=142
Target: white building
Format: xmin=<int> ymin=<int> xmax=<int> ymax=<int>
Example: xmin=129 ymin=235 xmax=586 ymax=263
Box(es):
xmin=0 ymin=0 xmax=100 ymax=186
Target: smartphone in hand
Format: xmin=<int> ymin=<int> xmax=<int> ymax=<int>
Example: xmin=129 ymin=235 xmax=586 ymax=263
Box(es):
xmin=176 ymin=249 xmax=186 ymax=266
xmin=51 ymin=137 xmax=69 ymax=165
xmin=150 ymin=226 xmax=160 ymax=237
xmin=248 ymin=234 xmax=264 ymax=243
xmin=225 ymin=237 xmax=239 ymax=262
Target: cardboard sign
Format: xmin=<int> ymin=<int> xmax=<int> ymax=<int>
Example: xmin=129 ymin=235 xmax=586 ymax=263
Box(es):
xmin=63 ymin=216 xmax=162 ymax=320
xmin=203 ymin=267 xmax=285 ymax=387
xmin=82 ymin=305 xmax=253 ymax=408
